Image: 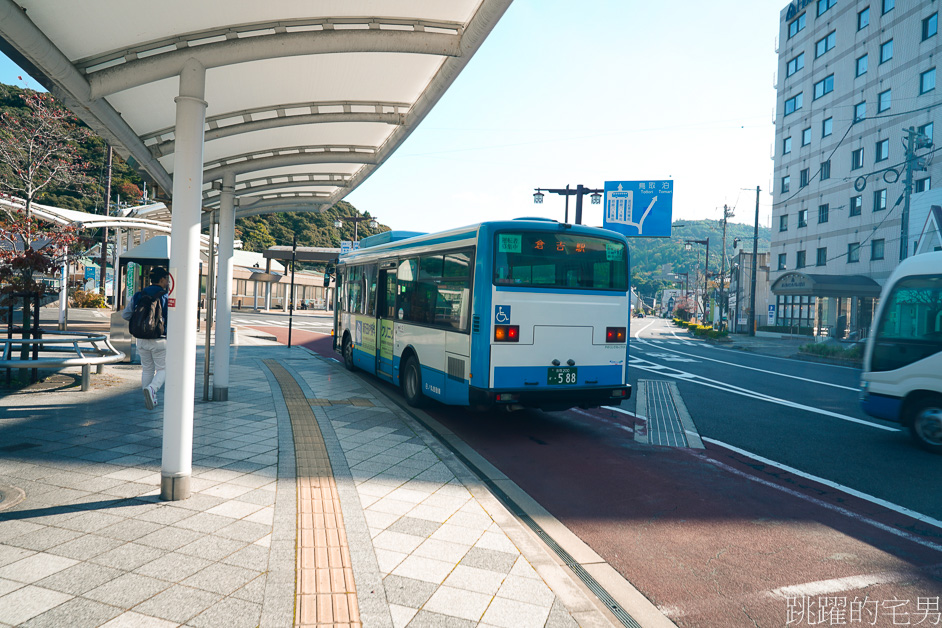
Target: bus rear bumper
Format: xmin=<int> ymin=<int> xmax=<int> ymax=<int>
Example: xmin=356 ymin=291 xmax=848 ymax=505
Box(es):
xmin=469 ymin=384 xmax=631 ymax=411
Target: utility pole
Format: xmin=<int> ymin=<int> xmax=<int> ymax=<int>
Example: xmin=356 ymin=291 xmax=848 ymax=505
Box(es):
xmin=749 ymin=186 xmax=760 ymax=337
xmin=900 ymin=126 xmax=932 ymax=261
xmin=720 ymin=204 xmax=734 ymax=331
xmin=99 ymin=146 xmax=112 ymax=295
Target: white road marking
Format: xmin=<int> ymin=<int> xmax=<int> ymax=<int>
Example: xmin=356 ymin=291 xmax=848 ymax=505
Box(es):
xmin=569 ymin=408 xmax=634 ymax=434
xmin=628 ymin=355 xmax=898 ymax=432
xmin=702 ymin=437 xmax=942 ymax=530
xmin=768 ymin=572 xmax=909 ymax=599
xmin=645 ymin=352 xmax=699 ymax=363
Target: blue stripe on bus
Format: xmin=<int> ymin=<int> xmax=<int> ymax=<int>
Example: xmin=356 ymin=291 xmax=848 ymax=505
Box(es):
xmin=493 ymin=365 xmax=624 ymax=388
xmin=494 ymin=286 xmax=629 ymax=296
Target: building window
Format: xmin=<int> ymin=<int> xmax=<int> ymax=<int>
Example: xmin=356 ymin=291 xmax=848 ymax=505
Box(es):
xmin=924 ymin=13 xmax=939 ymax=41
xmin=871 ymin=239 xmax=885 ymax=260
xmin=918 ymin=122 xmax=934 ymax=141
xmin=786 ymin=53 xmax=805 ymax=77
xmin=874 ymin=188 xmax=887 ymax=211
xmin=798 ymin=209 xmax=808 ymax=227
xmin=816 ymin=31 xmax=836 ymax=58
xmin=817 ymin=0 xmax=836 ymax=17
xmin=814 ymin=74 xmax=834 ymax=100
xmin=856 ymin=54 xmax=868 ymax=77
xmin=777 ymin=253 xmax=786 ymax=270
xmin=920 ymin=68 xmax=936 ymax=95
xmin=780 ymin=214 xmax=789 ymax=231
xmin=851 ymin=148 xmax=864 ymax=170
xmin=858 ymin=7 xmax=870 ymax=30
xmin=915 ymin=178 xmax=931 ymax=193
xmin=818 ymin=203 xmax=829 ymax=223
xmin=816 ymin=247 xmax=827 ymax=266
xmin=850 ymin=195 xmax=862 ymax=216
xmin=880 ymin=39 xmax=893 ymax=64
xmin=820 ymin=160 xmax=831 ymax=180
xmin=783 ymin=136 xmax=792 ymax=154
xmin=781 ymin=175 xmax=791 ymax=193
xmin=785 ymin=93 xmax=803 ymax=116
xmin=882 ymin=0 xmax=894 ymax=13
xmin=789 ymin=13 xmax=807 ymax=39
xmin=796 ymin=250 xmax=806 ymax=269
xmin=877 ymin=89 xmax=891 ymax=112
xmin=802 ymin=127 xmax=812 ymax=146
xmin=822 ymin=117 xmax=833 ymax=137
xmin=848 ymin=243 xmax=861 ymax=263
xmin=800 ymin=168 xmax=810 ymax=188
xmin=875 ymin=138 xmax=889 ymax=162
xmin=854 ymin=101 xmax=866 ymax=122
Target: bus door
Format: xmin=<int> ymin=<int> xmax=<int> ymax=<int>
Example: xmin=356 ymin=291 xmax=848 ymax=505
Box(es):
xmin=376 ymin=263 xmax=397 ymax=381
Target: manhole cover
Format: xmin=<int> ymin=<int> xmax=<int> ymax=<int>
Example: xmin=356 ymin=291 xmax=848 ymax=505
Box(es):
xmin=0 ymin=483 xmax=26 ymax=512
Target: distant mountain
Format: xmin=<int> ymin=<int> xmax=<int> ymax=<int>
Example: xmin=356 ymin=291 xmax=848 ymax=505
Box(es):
xmin=629 ymin=220 xmax=771 ymax=298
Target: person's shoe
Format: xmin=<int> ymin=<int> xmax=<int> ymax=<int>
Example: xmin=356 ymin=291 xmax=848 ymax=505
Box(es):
xmin=143 ymin=386 xmax=157 ymax=410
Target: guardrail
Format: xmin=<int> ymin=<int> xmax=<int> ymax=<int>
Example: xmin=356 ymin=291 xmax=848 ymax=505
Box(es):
xmin=1 ymin=331 xmax=126 ymax=391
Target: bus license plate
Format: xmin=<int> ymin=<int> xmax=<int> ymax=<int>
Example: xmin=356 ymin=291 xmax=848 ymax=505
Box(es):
xmin=547 ymin=367 xmax=577 ymax=385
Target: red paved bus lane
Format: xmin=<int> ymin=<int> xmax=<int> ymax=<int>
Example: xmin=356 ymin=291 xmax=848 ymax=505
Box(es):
xmin=254 ymin=328 xmax=942 ymax=627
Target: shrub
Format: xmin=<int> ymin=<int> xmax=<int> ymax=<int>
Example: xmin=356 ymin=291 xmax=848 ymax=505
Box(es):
xmin=70 ymin=289 xmax=107 ymax=308
xmin=799 ymin=342 xmax=863 ymax=360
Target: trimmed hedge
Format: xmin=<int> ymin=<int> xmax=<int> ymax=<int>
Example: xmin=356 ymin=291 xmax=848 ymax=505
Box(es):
xmin=799 ymin=342 xmax=863 ymax=360
xmin=673 ymin=318 xmax=729 ymax=339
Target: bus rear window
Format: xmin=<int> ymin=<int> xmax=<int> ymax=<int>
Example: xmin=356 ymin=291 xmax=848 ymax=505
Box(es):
xmin=493 ymin=232 xmax=627 ymax=291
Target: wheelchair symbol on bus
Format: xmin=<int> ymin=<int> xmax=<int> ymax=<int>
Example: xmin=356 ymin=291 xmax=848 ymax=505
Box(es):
xmin=495 ymin=305 xmax=511 ymax=323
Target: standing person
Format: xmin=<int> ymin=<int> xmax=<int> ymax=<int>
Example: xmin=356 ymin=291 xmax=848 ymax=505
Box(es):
xmin=123 ymin=267 xmax=169 ymax=410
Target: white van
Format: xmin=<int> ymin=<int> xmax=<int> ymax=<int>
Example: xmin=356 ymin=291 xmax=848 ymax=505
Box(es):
xmin=860 ymin=250 xmax=942 ymax=453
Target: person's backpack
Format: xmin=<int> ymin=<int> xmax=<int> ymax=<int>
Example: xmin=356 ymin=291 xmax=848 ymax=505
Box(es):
xmin=128 ymin=290 xmax=166 ymax=339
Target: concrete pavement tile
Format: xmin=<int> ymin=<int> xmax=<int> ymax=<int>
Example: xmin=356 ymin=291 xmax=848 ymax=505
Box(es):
xmin=99 ymin=610 xmax=178 ymax=627
xmin=545 ymin=598 xmax=579 ymax=628
xmin=103 ymin=468 xmax=153 ymax=482
xmin=172 ymin=512 xmax=234 ymax=534
xmin=406 ymin=503 xmax=454 ymax=524
xmin=20 ymin=596 xmax=122 ymax=628
xmin=508 ymin=556 xmax=541 ymax=580
xmin=406 ymin=610 xmax=476 ymax=628
xmin=373 ymin=530 xmax=425 ymax=554
xmin=133 ymin=552 xmax=213 ymax=582
xmin=0 ymin=520 xmax=42 ymax=543
xmin=0 ymin=544 xmax=35 ymax=567
xmin=459 ymin=547 xmax=517 ymax=574
xmin=232 ymin=487 xmax=278 ymax=506
xmin=412 ymin=538 xmax=471 ymax=564
xmin=34 ymin=562 xmax=123 ymax=596
xmin=423 ymin=585 xmax=492 ymax=622
xmin=181 ymin=563 xmax=260 ymax=596
xmin=136 ymin=526 xmax=206 ymax=551
xmin=0 ymin=552 xmax=78 ymax=583
xmin=176 ymin=535 xmax=247 ymax=561
xmin=382 ymin=574 xmax=438 ymax=608
xmin=495 ymin=575 xmax=555 ymax=607
xmin=90 ymin=543 xmax=165 ymax=571
xmin=83 ymin=572 xmax=170 ymax=607
xmin=448 ymin=510 xmax=495 ymax=531
xmin=0 ymin=577 xmax=23 ymax=597
xmin=47 ymin=534 xmax=125 ymax=561
xmin=230 ymin=573 xmax=267 ymax=604
xmin=442 ymin=565 xmax=506 ymax=596
xmin=374 ymin=548 xmax=407 ymax=574
xmin=99 ymin=481 xmax=158 ymax=499
xmin=388 ymin=603 xmax=418 ymax=628
xmin=221 ymin=543 xmax=270 ymax=571
xmin=156 ymin=492 xmax=225 ymax=512
xmin=214 ymin=520 xmax=271 ymax=543
xmin=3 ymin=526 xmax=85 ymax=552
xmin=0 ymin=585 xmax=72 ymax=626
xmin=201 ymin=482 xmax=254 ymax=499
xmin=386 ymin=516 xmax=440 ymax=538
xmin=206 ymin=500 xmax=265 ymax=520
xmin=363 ymin=509 xmax=400 ymax=531
xmin=390 ymin=555 xmax=454 ymax=584
xmin=135 ymin=505 xmax=195 ymax=525
xmin=245 ymin=505 xmax=274 ymax=525
xmin=474 ymin=529 xmax=519 ymax=555
xmin=95 ymin=518 xmax=163 ymax=542
xmin=369 ymin=497 xmax=414 ymax=517
xmin=131 ymin=584 xmax=221 ymax=624
xmin=429 ymin=523 xmax=485 ymax=547
xmin=188 ymin=595 xmax=263 ymax=628
xmin=480 ymin=596 xmax=552 ymax=628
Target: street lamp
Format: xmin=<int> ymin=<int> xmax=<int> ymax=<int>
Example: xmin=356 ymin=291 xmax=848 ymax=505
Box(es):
xmin=333 ymin=216 xmax=378 ymax=241
xmin=684 ymin=238 xmax=710 ymax=323
xmin=532 ymin=185 xmax=603 ymax=225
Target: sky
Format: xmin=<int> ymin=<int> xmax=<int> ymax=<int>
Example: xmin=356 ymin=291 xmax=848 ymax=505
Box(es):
xmin=0 ymin=0 xmax=787 ymax=233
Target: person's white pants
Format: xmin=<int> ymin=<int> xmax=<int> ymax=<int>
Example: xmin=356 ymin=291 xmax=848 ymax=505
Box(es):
xmin=138 ymin=338 xmax=167 ymax=393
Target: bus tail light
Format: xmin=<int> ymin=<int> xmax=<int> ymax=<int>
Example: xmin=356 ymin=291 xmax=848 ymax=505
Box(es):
xmin=494 ymin=325 xmax=519 ymax=342
xmin=606 ymin=327 xmax=627 ymax=343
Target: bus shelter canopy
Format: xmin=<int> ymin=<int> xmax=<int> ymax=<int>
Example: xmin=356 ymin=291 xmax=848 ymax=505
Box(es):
xmin=771 ymin=271 xmax=883 ymax=298
xmin=0 ymin=0 xmax=511 ymax=218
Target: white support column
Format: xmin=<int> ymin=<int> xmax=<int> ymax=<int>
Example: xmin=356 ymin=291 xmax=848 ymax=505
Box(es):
xmin=213 ymin=171 xmax=235 ymax=402
xmin=162 ymin=58 xmax=207 ymax=502
xmin=265 ymin=259 xmax=272 ymax=310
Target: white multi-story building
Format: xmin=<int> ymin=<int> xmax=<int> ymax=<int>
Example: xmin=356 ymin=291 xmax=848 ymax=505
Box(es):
xmin=770 ymin=0 xmax=939 ymax=339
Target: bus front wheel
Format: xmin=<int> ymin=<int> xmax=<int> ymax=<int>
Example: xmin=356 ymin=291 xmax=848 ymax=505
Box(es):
xmin=342 ymin=335 xmax=355 ymax=371
xmin=909 ymin=396 xmax=942 ymax=454
xmin=401 ymin=356 xmax=425 ymax=408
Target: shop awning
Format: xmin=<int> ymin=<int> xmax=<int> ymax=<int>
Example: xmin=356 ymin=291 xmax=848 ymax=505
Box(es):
xmin=771 ymin=271 xmax=882 ymax=297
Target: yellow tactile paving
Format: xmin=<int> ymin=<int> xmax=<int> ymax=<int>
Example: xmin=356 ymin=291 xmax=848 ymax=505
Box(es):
xmin=264 ymin=360 xmax=361 ymax=628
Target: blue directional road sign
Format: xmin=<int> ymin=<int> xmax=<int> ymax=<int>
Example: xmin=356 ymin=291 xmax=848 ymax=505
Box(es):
xmin=603 ymin=180 xmax=674 ymax=238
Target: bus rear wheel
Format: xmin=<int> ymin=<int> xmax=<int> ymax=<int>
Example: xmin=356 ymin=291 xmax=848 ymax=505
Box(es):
xmin=401 ymin=356 xmax=425 ymax=408
xmin=342 ymin=335 xmax=355 ymax=371
xmin=909 ymin=396 xmax=942 ymax=454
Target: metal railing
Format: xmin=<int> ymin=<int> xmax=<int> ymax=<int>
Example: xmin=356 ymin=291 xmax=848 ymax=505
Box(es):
xmin=1 ymin=331 xmax=125 ymax=391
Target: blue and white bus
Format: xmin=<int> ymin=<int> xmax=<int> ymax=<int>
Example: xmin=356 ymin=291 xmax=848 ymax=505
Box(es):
xmin=332 ymin=218 xmax=632 ymax=410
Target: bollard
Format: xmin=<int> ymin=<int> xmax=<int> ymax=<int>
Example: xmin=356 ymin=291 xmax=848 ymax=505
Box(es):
xmin=81 ymin=365 xmax=90 ymax=391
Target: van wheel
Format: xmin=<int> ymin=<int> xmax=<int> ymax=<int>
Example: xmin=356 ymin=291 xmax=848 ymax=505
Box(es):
xmin=909 ymin=396 xmax=942 ymax=454
xmin=342 ymin=335 xmax=355 ymax=371
xmin=401 ymin=356 xmax=425 ymax=408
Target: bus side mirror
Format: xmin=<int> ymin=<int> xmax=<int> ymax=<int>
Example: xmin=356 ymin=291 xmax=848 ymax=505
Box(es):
xmin=324 ymin=264 xmax=335 ymax=287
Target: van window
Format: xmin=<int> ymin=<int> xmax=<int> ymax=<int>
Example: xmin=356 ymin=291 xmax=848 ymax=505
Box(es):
xmin=871 ymin=275 xmax=942 ymax=371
